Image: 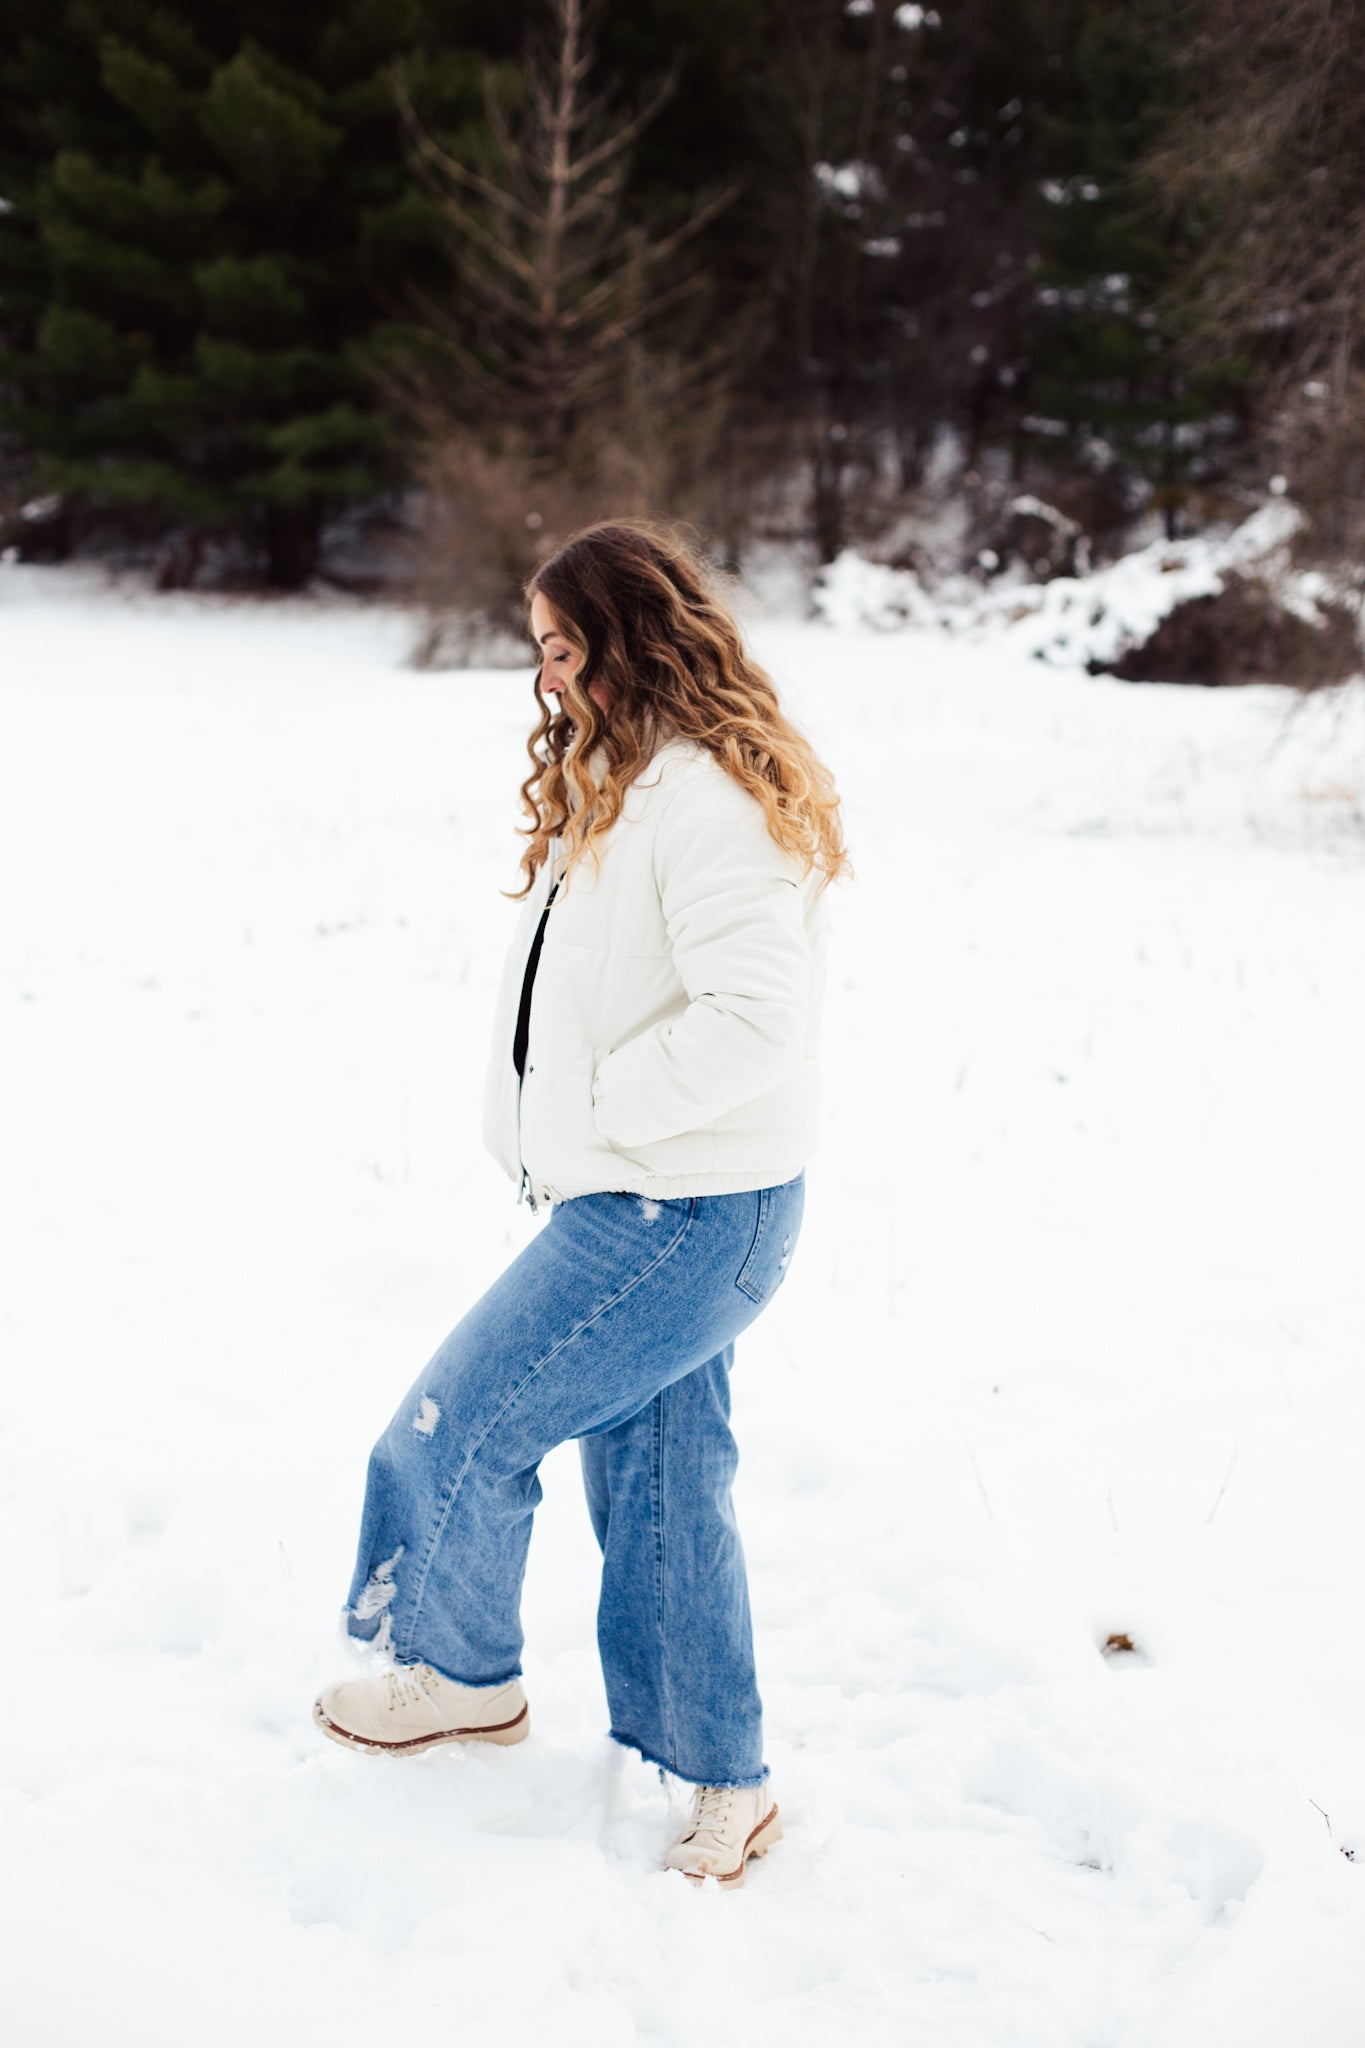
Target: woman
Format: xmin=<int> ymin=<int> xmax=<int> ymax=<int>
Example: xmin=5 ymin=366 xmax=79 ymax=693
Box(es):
xmin=313 ymin=520 xmax=849 ymax=1887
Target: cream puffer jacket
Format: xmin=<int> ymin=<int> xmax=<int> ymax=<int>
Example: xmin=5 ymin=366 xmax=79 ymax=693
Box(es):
xmin=481 ymin=736 xmax=830 ymax=1210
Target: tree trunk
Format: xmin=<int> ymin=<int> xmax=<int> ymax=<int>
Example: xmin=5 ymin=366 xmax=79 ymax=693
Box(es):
xmin=266 ymin=502 xmax=321 ymax=589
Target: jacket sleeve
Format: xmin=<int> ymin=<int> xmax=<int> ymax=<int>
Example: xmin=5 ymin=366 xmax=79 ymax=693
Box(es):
xmin=590 ymin=763 xmax=812 ymax=1150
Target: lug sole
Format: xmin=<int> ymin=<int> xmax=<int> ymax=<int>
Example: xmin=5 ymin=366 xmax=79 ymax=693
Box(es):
xmin=675 ymin=1803 xmax=783 ymax=1888
xmin=311 ymin=1696 xmax=530 ymax=1756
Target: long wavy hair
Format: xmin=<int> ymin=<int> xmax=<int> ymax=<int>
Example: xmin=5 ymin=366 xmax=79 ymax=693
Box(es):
xmin=508 ymin=519 xmax=851 ymax=899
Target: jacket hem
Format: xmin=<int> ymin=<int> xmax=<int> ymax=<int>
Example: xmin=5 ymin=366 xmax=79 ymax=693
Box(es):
xmin=534 ymin=1163 xmax=809 ymax=1205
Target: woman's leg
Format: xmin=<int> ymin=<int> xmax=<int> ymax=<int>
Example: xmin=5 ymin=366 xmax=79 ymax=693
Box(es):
xmin=343 ymin=1178 xmax=804 ymax=1725
xmin=579 ymin=1342 xmax=767 ymax=1787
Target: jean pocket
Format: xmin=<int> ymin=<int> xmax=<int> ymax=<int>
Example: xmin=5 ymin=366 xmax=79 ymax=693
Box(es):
xmin=735 ymin=1184 xmax=795 ymax=1304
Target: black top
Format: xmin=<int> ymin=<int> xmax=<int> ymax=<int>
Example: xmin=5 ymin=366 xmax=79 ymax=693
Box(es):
xmin=512 ymin=868 xmax=561 ymax=1081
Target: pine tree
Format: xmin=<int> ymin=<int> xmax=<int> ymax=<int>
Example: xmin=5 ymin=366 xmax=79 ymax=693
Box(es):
xmin=743 ymin=0 xmax=1062 ymax=557
xmin=725 ymin=0 xmax=1254 ymax=559
xmin=0 ymin=2 xmax=489 ymax=585
xmin=393 ymin=0 xmax=749 ymax=650
xmin=1024 ymin=0 xmax=1250 ymax=532
xmin=0 ymin=0 xmax=126 ymax=530
xmin=397 ymin=0 xmax=736 ymax=459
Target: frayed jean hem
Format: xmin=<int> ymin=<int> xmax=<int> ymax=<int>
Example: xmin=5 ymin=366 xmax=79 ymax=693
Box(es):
xmin=406 ymin=1653 xmax=523 ymax=1688
xmin=607 ymin=1727 xmax=769 ymax=1791
xmin=340 ymin=1606 xmax=521 ymax=1689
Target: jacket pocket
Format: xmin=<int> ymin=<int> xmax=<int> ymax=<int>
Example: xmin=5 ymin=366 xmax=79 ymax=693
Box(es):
xmin=521 ymin=1050 xmax=622 ymax=1185
xmin=591 ymin=1047 xmax=717 ymax=1175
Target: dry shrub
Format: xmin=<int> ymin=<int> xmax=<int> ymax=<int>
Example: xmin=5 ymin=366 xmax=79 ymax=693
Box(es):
xmin=979 ymin=498 xmax=1088 ymax=582
xmin=974 ymin=470 xmax=1157 ymax=582
xmin=1093 ymin=570 xmax=1362 ymax=688
xmin=404 ymin=428 xmax=587 ymax=668
xmin=1041 ymin=472 xmax=1137 ymax=562
xmin=399 ymin=357 xmax=742 ymax=668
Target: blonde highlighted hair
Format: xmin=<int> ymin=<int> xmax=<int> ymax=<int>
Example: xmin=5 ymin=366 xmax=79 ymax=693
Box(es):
xmin=509 ymin=519 xmax=850 ymax=899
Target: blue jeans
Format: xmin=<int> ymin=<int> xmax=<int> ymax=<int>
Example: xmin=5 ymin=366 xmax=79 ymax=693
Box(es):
xmin=343 ymin=1173 xmax=806 ymax=1788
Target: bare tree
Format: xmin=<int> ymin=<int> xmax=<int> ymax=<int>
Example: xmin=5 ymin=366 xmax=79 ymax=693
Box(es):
xmin=393 ymin=0 xmax=736 ymax=463
xmin=1145 ymin=0 xmax=1365 ymax=570
xmin=385 ymin=0 xmax=744 ymax=653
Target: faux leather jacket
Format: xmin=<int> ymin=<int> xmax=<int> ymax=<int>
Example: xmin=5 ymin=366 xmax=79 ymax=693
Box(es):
xmin=481 ymin=736 xmax=830 ymax=1210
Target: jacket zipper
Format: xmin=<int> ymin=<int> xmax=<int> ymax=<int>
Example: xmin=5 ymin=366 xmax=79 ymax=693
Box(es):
xmin=515 ymin=840 xmax=563 ymax=1214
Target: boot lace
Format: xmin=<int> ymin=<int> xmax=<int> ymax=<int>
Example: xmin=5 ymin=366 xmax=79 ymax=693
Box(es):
xmin=687 ymin=1783 xmax=737 ymax=1839
xmin=384 ymin=1664 xmax=438 ymax=1714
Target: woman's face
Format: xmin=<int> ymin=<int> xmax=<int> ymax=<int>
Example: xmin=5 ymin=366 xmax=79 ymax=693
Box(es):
xmin=530 ymin=591 xmax=611 ymax=719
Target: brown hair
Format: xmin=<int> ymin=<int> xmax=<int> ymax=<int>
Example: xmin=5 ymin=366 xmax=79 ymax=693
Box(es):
xmin=509 ymin=519 xmax=851 ymax=898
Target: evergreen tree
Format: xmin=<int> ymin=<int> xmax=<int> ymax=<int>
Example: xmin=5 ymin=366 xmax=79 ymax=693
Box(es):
xmin=724 ymin=0 xmax=1255 ymax=559
xmin=1024 ymin=0 xmax=1250 ymax=532
xmin=0 ymin=1 xmax=124 ymax=517
xmin=0 ymin=0 xmax=1280 ymax=578
xmin=398 ymin=0 xmax=737 ymax=457
xmin=740 ymin=0 xmax=1063 ymax=557
xmin=394 ymin=0 xmax=753 ymax=649
xmin=0 ymin=2 xmax=488 ymax=585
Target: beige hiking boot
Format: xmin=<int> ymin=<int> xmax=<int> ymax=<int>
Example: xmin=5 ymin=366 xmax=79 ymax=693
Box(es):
xmin=312 ymin=1663 xmax=529 ymax=1756
xmin=662 ymin=1781 xmax=782 ymax=1887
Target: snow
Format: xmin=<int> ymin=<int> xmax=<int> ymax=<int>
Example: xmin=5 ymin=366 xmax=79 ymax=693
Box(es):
xmin=814 ymin=499 xmax=1364 ymax=676
xmin=2 ymin=560 xmax=1364 ymax=2042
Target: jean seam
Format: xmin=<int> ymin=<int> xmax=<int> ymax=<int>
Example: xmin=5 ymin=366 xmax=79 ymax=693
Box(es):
xmin=399 ymin=1195 xmax=699 ymax=1662
xmin=651 ymin=1384 xmax=676 ymax=1771
xmin=735 ymin=1185 xmax=773 ymax=1305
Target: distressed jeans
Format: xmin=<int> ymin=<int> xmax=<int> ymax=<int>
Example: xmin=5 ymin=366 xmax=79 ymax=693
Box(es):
xmin=342 ymin=1172 xmax=806 ymax=1788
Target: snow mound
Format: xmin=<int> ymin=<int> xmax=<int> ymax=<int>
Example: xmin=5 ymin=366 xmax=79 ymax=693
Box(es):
xmin=812 ymin=548 xmax=947 ymax=632
xmin=814 ymin=501 xmax=1360 ymax=674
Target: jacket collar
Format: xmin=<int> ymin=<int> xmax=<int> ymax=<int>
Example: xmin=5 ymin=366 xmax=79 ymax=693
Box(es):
xmin=572 ymin=731 xmax=698 ymax=796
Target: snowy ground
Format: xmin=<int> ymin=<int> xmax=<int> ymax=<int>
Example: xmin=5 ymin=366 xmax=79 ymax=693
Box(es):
xmin=3 ymin=561 xmax=1364 ymax=2044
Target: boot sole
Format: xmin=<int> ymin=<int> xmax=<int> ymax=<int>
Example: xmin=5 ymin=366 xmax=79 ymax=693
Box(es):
xmin=676 ymin=1803 xmax=783 ymax=1888
xmin=311 ymin=1697 xmax=530 ymax=1756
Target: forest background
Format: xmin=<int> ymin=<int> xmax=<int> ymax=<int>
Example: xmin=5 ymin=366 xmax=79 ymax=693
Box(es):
xmin=2 ymin=0 xmax=1362 ymax=674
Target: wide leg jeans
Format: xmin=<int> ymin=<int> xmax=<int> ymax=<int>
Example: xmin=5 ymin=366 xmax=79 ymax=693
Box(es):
xmin=342 ymin=1173 xmax=805 ymax=1788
